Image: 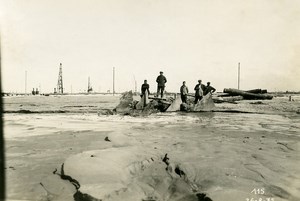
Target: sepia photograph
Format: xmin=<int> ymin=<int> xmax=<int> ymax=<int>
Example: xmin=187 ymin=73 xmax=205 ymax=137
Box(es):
xmin=0 ymin=0 xmax=300 ymax=201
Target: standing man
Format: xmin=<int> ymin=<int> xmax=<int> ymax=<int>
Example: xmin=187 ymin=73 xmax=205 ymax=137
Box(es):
xmin=156 ymin=71 xmax=167 ymax=98
xmin=180 ymin=81 xmax=189 ymax=103
xmin=141 ymin=80 xmax=150 ymax=95
xmin=141 ymin=80 xmax=150 ymax=96
xmin=204 ymin=82 xmax=216 ymax=95
xmin=141 ymin=80 xmax=150 ymax=107
xmin=194 ymin=80 xmax=206 ymax=104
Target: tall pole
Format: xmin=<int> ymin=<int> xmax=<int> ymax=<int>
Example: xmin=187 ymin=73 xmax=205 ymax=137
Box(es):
xmin=25 ymin=70 xmax=27 ymax=94
xmin=61 ymin=63 xmax=63 ymax=94
xmin=88 ymin=76 xmax=90 ymax=92
xmin=238 ymin=62 xmax=240 ymax=90
xmin=113 ymin=67 xmax=115 ymax=96
xmin=133 ymin=75 xmax=137 ymax=93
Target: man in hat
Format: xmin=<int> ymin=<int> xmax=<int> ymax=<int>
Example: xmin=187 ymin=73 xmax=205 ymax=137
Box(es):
xmin=156 ymin=71 xmax=167 ymax=98
xmin=194 ymin=79 xmax=206 ymax=104
xmin=180 ymin=81 xmax=189 ymax=103
xmin=204 ymin=82 xmax=216 ymax=95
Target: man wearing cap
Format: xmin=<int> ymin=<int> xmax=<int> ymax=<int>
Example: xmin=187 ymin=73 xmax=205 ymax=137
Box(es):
xmin=156 ymin=71 xmax=167 ymax=98
xmin=204 ymin=82 xmax=216 ymax=95
xmin=194 ymin=80 xmax=206 ymax=104
xmin=180 ymin=81 xmax=189 ymax=103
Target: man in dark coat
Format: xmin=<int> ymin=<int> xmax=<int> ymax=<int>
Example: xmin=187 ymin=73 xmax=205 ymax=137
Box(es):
xmin=194 ymin=80 xmax=206 ymax=104
xmin=156 ymin=71 xmax=167 ymax=98
xmin=141 ymin=80 xmax=150 ymax=107
xmin=204 ymin=82 xmax=216 ymax=95
xmin=141 ymin=80 xmax=150 ymax=96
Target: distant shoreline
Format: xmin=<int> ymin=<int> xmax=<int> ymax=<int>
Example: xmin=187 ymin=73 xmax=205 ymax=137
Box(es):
xmin=2 ymin=91 xmax=300 ymax=98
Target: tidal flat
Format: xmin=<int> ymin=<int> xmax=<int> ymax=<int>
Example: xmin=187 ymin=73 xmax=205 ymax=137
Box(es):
xmin=3 ymin=95 xmax=300 ymax=201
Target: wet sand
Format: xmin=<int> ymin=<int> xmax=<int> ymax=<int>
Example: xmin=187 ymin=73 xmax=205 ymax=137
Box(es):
xmin=3 ymin=95 xmax=300 ymax=201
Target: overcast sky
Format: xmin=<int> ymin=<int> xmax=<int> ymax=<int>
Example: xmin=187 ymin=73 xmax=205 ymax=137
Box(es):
xmin=1 ymin=0 xmax=300 ymax=93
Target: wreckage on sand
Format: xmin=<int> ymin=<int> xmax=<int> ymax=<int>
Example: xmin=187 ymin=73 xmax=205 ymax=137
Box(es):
xmin=110 ymin=91 xmax=216 ymax=115
xmin=113 ymin=91 xmax=173 ymax=115
xmin=98 ymin=88 xmax=274 ymax=116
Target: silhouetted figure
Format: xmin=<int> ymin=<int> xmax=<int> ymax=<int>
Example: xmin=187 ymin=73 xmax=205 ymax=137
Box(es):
xmin=141 ymin=80 xmax=150 ymax=107
xmin=156 ymin=71 xmax=167 ymax=98
xmin=204 ymin=82 xmax=216 ymax=95
xmin=194 ymin=80 xmax=206 ymax=104
xmin=141 ymin=80 xmax=150 ymax=96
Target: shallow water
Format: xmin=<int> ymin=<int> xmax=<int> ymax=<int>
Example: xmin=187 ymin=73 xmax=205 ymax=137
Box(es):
xmin=3 ymin=95 xmax=300 ymax=201
xmin=3 ymin=94 xmax=120 ymax=113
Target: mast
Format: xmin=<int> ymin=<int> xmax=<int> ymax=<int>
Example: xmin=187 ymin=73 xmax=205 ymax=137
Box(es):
xmin=25 ymin=70 xmax=27 ymax=94
xmin=113 ymin=67 xmax=115 ymax=96
xmin=133 ymin=75 xmax=137 ymax=93
xmin=88 ymin=77 xmax=90 ymax=92
xmin=238 ymin=62 xmax=240 ymax=90
xmin=87 ymin=76 xmax=92 ymax=93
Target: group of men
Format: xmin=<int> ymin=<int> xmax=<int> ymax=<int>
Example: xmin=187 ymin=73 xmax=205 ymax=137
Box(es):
xmin=180 ymin=80 xmax=215 ymax=104
xmin=141 ymin=71 xmax=215 ymax=104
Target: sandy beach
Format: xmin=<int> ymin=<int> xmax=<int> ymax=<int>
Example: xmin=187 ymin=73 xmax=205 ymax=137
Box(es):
xmin=3 ymin=95 xmax=300 ymax=201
